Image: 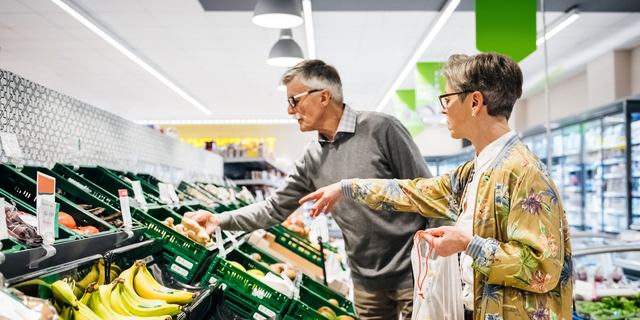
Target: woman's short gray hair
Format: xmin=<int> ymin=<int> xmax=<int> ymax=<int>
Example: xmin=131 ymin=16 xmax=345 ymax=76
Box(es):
xmin=442 ymin=52 xmax=522 ymax=120
xmin=282 ymin=59 xmax=344 ymax=103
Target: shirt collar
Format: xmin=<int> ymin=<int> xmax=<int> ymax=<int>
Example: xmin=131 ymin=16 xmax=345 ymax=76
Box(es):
xmin=475 ymin=131 xmax=516 ymax=170
xmin=318 ymin=104 xmax=357 ymax=144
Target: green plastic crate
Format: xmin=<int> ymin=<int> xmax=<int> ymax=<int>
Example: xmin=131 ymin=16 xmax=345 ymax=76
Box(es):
xmin=297 ymin=286 xmax=357 ymax=319
xmin=128 ymin=172 xmax=195 ymax=202
xmin=1 ymin=238 xmax=25 ymax=254
xmin=270 ymin=225 xmax=339 ymax=254
xmin=283 ymin=300 xmax=332 ymax=320
xmin=238 ymin=242 xmax=282 ymax=266
xmin=20 ymin=166 xmax=145 ymax=231
xmin=270 ymin=225 xmax=344 ymax=269
xmin=215 ymin=281 xmax=283 ymax=320
xmin=52 ymin=163 xmax=122 ymax=209
xmin=199 ymin=249 xmax=290 ymax=314
xmin=75 ymin=166 xmax=162 ymax=205
xmin=301 ymin=274 xmax=354 ymax=314
xmin=132 ymin=206 xmax=221 ymax=282
xmin=0 ymin=188 xmax=80 ymax=244
xmin=0 ymin=164 xmax=117 ymax=238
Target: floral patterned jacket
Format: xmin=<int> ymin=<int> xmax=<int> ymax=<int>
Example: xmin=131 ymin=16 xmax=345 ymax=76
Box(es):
xmin=341 ymin=135 xmax=572 ymax=320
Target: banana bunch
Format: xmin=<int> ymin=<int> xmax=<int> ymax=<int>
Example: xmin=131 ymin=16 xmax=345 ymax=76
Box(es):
xmin=74 ymin=259 xmax=122 ymax=299
xmin=50 ymin=280 xmax=104 ymax=320
xmin=130 ymin=260 xmax=193 ymax=305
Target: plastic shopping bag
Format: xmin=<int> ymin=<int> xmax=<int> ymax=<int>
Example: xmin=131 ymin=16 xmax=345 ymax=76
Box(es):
xmin=411 ymin=231 xmax=464 ymax=320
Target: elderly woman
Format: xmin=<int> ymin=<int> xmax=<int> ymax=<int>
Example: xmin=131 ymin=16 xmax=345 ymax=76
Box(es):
xmin=300 ymin=52 xmax=573 ymax=320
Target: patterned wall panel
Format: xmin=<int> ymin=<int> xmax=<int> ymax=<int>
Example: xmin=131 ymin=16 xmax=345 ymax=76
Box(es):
xmin=0 ymin=68 xmax=222 ymax=183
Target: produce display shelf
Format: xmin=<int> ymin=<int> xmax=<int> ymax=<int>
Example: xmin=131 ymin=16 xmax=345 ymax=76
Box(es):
xmin=199 ymin=248 xmax=290 ymax=315
xmin=238 ymin=241 xmax=282 ymax=266
xmin=232 ymin=179 xmax=282 ymax=188
xmin=177 ymin=181 xmax=224 ymax=210
xmin=301 ymin=273 xmax=354 ymax=314
xmin=132 ymin=206 xmax=221 ymax=283
xmin=0 ymin=164 xmax=118 ymax=238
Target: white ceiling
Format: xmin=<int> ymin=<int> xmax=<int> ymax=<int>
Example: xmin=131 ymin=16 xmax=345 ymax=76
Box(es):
xmin=1 ymin=0 xmax=640 ymax=120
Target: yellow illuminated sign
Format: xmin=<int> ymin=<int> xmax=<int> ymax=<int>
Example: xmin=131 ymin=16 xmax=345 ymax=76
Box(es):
xmin=180 ymin=137 xmax=277 ymax=149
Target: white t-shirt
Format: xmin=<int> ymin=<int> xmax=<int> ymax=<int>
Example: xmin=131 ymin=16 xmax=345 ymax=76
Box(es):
xmin=458 ymin=131 xmax=516 ymax=310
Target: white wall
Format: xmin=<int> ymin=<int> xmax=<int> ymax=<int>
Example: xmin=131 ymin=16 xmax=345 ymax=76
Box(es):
xmin=525 ymin=71 xmax=589 ymax=128
xmin=632 ymin=45 xmax=640 ymax=96
xmin=413 ymin=124 xmax=463 ymax=156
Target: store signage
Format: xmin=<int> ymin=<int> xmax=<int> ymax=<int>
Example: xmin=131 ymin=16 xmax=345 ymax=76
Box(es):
xmin=36 ymin=172 xmax=58 ymax=239
xmin=0 ymin=198 xmax=8 ymax=240
xmin=394 ymin=89 xmax=424 ymax=137
xmin=476 ymin=0 xmax=536 ymax=62
xmin=180 ymin=137 xmax=277 ymax=149
xmin=118 ymin=190 xmax=133 ymax=229
xmin=415 ymin=62 xmax=446 ymax=126
xmin=0 ymin=132 xmax=23 ymax=158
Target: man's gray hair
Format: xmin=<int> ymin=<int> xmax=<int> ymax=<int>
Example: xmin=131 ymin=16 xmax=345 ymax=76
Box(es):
xmin=442 ymin=52 xmax=522 ymax=120
xmin=282 ymin=59 xmax=343 ymax=103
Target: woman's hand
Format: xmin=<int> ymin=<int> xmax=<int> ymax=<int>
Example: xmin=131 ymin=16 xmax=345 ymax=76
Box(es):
xmin=184 ymin=209 xmax=220 ymax=235
xmin=299 ymin=182 xmax=343 ymax=217
xmin=422 ymin=226 xmax=472 ymax=257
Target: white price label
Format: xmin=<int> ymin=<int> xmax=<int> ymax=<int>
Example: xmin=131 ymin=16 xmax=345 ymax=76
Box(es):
xmin=167 ymin=184 xmax=180 ymax=203
xmin=0 ymin=198 xmax=8 ymax=240
xmin=258 ymin=305 xmax=276 ymax=318
xmin=36 ymin=197 xmax=56 ymax=239
xmin=175 ymin=256 xmax=194 ymax=270
xmin=253 ymin=313 xmax=266 ymax=320
xmin=118 ymin=190 xmax=133 ymax=229
xmin=0 ymin=132 xmax=23 ymax=158
xmin=170 ymin=263 xmax=189 ymax=277
xmin=131 ymin=181 xmax=146 ymax=205
xmin=143 ymin=255 xmax=154 ymax=264
xmin=158 ymin=183 xmax=172 ymax=204
xmin=36 ymin=172 xmax=56 ymax=242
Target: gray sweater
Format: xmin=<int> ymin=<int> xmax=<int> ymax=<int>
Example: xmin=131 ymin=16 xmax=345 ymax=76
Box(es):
xmin=218 ymin=110 xmax=436 ymax=291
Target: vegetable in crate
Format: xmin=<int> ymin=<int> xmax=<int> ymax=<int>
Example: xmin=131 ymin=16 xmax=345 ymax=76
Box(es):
xmin=4 ymin=203 xmax=43 ymax=246
xmin=78 ymin=204 xmax=124 ymax=228
xmin=58 ymin=212 xmax=76 ymax=229
xmin=162 ymin=216 xmax=215 ymax=248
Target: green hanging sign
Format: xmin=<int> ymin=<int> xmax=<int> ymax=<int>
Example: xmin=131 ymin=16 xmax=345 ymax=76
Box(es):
xmin=394 ymin=90 xmax=424 ymax=137
xmin=476 ymin=0 xmax=536 ymax=62
xmin=415 ymin=62 xmax=446 ymax=124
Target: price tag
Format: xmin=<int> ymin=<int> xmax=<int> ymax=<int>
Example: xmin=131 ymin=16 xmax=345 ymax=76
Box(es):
xmin=37 ymin=172 xmax=57 ymax=240
xmin=158 ymin=183 xmax=172 ymax=204
xmin=131 ymin=181 xmax=147 ymax=205
xmin=118 ymin=190 xmax=133 ymax=229
xmin=167 ymin=184 xmax=180 ymax=203
xmin=0 ymin=198 xmax=8 ymax=240
xmin=0 ymin=132 xmax=23 ymax=158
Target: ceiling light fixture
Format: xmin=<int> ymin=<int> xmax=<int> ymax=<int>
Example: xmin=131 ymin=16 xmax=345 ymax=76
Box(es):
xmin=253 ymin=0 xmax=303 ymax=29
xmin=302 ymin=0 xmax=316 ymax=59
xmin=136 ymin=119 xmax=299 ymax=125
xmin=50 ymin=0 xmax=211 ymax=115
xmin=375 ymin=0 xmax=460 ymax=112
xmin=536 ymin=8 xmax=580 ymax=46
xmin=267 ymin=29 xmax=305 ymax=67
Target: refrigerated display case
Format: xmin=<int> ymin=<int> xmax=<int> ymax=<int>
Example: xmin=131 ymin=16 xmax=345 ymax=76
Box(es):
xmin=521 ymin=99 xmax=640 ymax=232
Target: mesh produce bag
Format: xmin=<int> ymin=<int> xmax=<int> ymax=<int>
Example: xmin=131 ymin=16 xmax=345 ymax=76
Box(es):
xmin=411 ymin=231 xmax=464 ymax=320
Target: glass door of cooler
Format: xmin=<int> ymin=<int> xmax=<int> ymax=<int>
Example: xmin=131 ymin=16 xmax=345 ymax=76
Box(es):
xmin=583 ymin=119 xmax=603 ymax=232
xmin=601 ymin=114 xmax=627 ymax=232
xmin=550 ymin=129 xmax=564 ymax=216
xmin=561 ymin=125 xmax=583 ymax=229
xmin=630 ymin=112 xmax=640 ymax=230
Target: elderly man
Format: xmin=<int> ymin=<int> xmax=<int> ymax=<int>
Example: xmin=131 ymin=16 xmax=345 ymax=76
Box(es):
xmin=187 ymin=59 xmax=438 ymax=320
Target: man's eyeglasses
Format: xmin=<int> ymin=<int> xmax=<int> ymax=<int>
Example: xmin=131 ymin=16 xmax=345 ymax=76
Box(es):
xmin=288 ymin=89 xmax=322 ymax=108
xmin=439 ymin=91 xmax=474 ymax=110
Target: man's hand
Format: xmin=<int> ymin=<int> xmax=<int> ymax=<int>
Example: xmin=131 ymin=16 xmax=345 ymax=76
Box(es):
xmin=422 ymin=226 xmax=473 ymax=257
xmin=184 ymin=209 xmax=220 ymax=235
xmin=299 ymin=182 xmax=343 ymax=217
